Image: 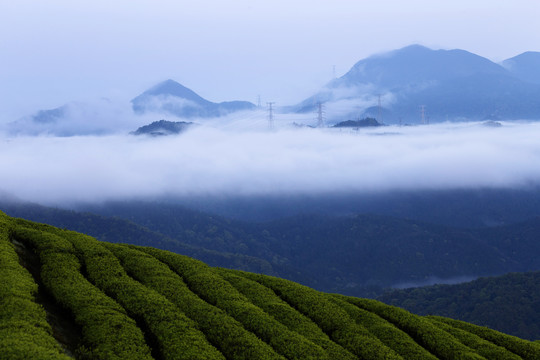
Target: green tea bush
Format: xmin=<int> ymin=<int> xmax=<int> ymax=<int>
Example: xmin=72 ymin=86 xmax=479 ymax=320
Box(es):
xmin=105 ymin=243 xmax=283 ymax=360
xmin=141 ymin=247 xmax=329 ymax=360
xmin=12 ymin=226 xmax=153 ymax=360
xmin=330 ymin=294 xmax=437 ymax=360
xmin=237 ymin=271 xmax=402 ymax=360
xmin=219 ymin=268 xmax=357 ymax=360
xmin=429 ymin=316 xmax=540 ymax=360
xmin=346 ymin=298 xmax=485 ymax=360
xmin=62 ymin=231 xmax=224 ymax=360
xmin=427 ymin=317 xmax=521 ymax=360
xmin=0 ymin=214 xmax=70 ymax=359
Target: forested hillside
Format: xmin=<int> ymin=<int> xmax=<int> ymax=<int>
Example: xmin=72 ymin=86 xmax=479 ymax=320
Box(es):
xmin=3 ymin=200 xmax=540 ymax=297
xmin=378 ymin=271 xmax=540 ymax=340
xmin=2 ymin=211 xmax=540 ymax=359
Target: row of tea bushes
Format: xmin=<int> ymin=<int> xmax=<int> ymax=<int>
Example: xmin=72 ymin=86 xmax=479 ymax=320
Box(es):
xmin=104 ymin=243 xmax=283 ymax=360
xmin=12 ymin=226 xmax=152 ymax=360
xmin=0 ymin=216 xmax=70 ymax=360
xmin=141 ymin=247 xmax=330 ymax=360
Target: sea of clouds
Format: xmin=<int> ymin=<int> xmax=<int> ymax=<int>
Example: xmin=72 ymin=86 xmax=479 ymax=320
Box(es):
xmin=1 ymin=120 xmax=540 ymax=205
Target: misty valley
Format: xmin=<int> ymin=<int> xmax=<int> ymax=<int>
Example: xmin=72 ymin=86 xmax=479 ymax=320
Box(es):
xmin=2 ymin=43 xmax=540 ymax=358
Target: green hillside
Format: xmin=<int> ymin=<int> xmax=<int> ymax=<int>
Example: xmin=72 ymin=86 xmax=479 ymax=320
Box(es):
xmin=2 ymin=211 xmax=539 ymax=359
xmin=378 ymin=271 xmax=540 ymax=340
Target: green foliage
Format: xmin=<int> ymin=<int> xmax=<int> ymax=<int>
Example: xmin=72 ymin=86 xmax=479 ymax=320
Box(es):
xmin=61 ymin=231 xmax=224 ymax=360
xmin=218 ymin=268 xmax=357 ymax=360
xmin=103 ymin=242 xmax=283 ymax=360
xmin=427 ymin=317 xmax=521 ymax=360
xmin=345 ymin=297 xmax=486 ymax=359
xmin=236 ymin=271 xmax=402 ymax=360
xmin=429 ymin=316 xmax=540 ymax=360
xmin=140 ymin=247 xmax=329 ymax=360
xmin=329 ymin=294 xmax=437 ymax=359
xmin=2 ymin=211 xmax=540 ymax=360
xmin=12 ymin=226 xmax=153 ymax=360
xmin=0 ymin=214 xmax=70 ymax=360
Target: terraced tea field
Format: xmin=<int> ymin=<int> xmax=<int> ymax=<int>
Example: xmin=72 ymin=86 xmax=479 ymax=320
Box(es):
xmin=1 ymin=211 xmax=539 ymax=359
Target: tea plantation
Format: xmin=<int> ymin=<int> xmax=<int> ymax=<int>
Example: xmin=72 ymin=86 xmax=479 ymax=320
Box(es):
xmin=1 ymin=211 xmax=539 ymax=359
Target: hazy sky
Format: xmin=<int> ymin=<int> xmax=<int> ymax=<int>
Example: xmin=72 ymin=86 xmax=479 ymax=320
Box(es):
xmin=1 ymin=0 xmax=539 ymax=122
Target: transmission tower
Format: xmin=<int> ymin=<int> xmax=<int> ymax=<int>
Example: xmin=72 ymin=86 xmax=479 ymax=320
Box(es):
xmin=420 ymin=105 xmax=426 ymax=125
xmin=267 ymin=102 xmax=275 ymax=130
xmin=257 ymin=95 xmax=262 ymax=108
xmin=377 ymin=94 xmax=383 ymax=125
xmin=316 ymin=101 xmax=325 ymax=127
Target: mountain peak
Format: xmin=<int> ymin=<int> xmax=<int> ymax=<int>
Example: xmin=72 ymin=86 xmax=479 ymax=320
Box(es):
xmin=342 ymin=45 xmax=506 ymax=89
xmin=131 ymin=79 xmax=255 ymax=118
xmin=502 ymin=52 xmax=540 ymax=84
xmin=378 ymin=44 xmax=431 ymax=57
xmin=142 ymin=79 xmax=208 ymax=104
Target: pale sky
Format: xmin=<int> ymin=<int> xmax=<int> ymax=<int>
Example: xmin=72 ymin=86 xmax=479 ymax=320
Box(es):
xmin=1 ymin=0 xmax=539 ymax=122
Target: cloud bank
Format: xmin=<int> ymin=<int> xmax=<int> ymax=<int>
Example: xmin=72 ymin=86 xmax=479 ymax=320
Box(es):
xmin=1 ymin=121 xmax=540 ymax=205
xmin=4 ymin=98 xmax=150 ymax=136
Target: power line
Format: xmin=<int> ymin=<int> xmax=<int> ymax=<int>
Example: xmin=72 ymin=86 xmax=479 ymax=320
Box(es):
xmin=267 ymin=102 xmax=275 ymax=131
xmin=316 ymin=101 xmax=325 ymax=127
xmin=377 ymin=94 xmax=383 ymax=125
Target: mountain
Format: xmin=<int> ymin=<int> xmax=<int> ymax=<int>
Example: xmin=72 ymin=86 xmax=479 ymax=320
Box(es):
xmin=6 ymin=99 xmax=130 ymax=136
xmin=502 ymin=51 xmax=540 ymax=84
xmin=130 ymin=119 xmax=196 ymax=136
xmin=2 ymin=211 xmax=539 ymax=359
xmin=336 ymin=45 xmax=507 ymax=89
xmin=378 ymin=271 xmax=540 ymax=340
xmin=131 ymin=79 xmax=256 ymax=118
xmin=297 ymin=45 xmax=540 ymax=123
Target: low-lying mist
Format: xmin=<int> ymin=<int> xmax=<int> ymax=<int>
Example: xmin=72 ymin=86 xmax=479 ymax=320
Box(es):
xmin=1 ymin=121 xmax=540 ymax=206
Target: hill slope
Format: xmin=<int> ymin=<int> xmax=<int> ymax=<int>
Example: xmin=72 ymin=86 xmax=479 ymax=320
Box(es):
xmin=378 ymin=271 xmax=540 ymax=341
xmin=2 ymin=211 xmax=540 ymax=359
xmin=502 ymin=52 xmax=540 ymax=84
xmin=3 ymin=199 xmax=540 ymax=298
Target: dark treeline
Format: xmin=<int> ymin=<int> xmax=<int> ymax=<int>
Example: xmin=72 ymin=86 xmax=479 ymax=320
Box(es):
xmin=378 ymin=271 xmax=540 ymax=341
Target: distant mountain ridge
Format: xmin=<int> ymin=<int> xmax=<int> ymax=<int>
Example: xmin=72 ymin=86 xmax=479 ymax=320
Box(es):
xmin=131 ymin=79 xmax=256 ymax=118
xmin=9 ymin=45 xmax=540 ymax=136
xmin=297 ymin=44 xmax=540 ymax=124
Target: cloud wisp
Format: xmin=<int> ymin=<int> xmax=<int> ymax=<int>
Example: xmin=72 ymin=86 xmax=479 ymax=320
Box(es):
xmin=1 ymin=121 xmax=540 ymax=205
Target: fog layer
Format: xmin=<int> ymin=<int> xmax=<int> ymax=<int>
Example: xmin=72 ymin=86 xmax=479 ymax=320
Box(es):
xmin=1 ymin=121 xmax=539 ymax=205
